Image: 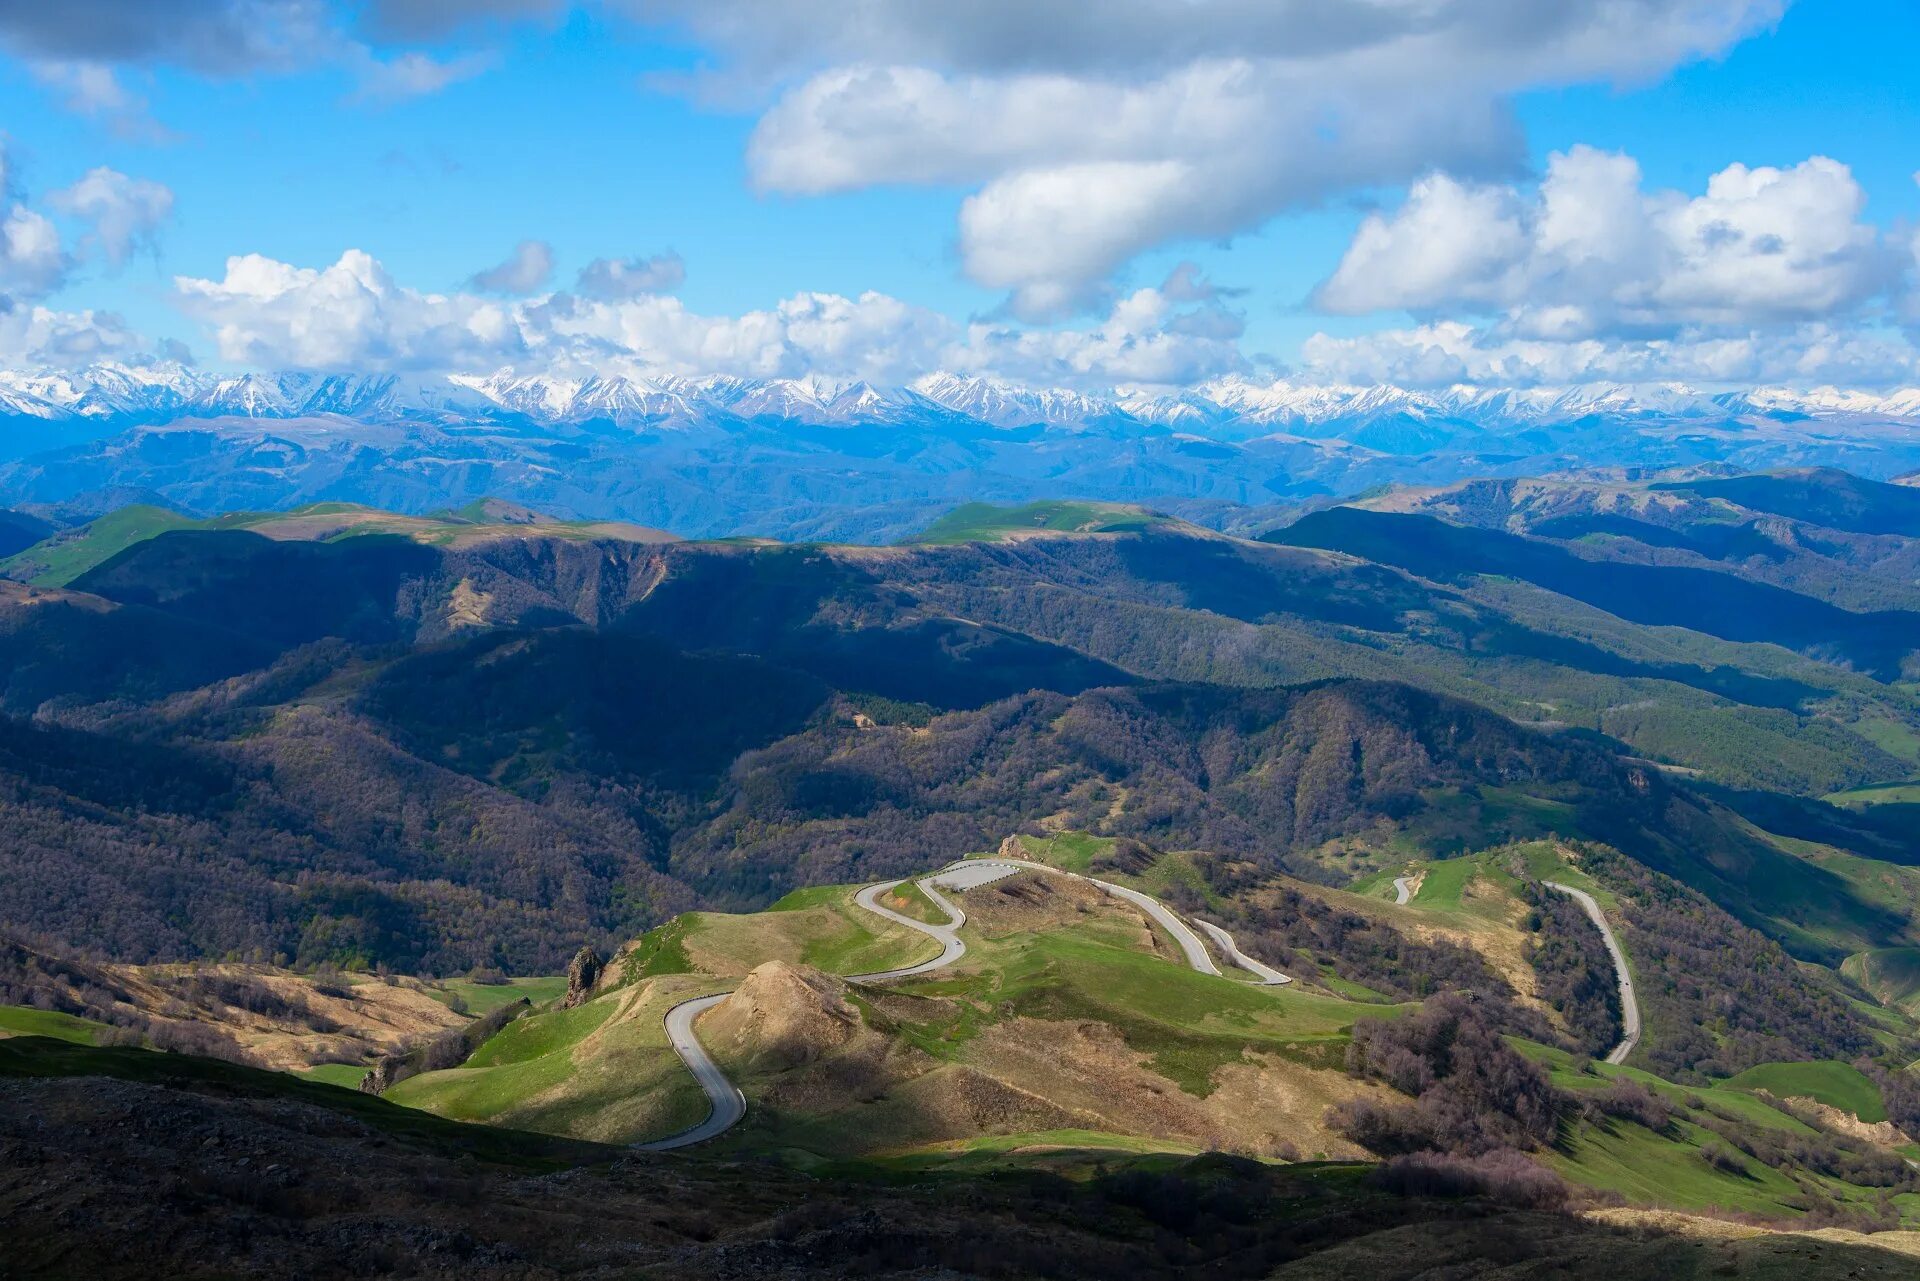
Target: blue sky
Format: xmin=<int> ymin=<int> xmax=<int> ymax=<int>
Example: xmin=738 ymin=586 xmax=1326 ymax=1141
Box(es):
xmin=0 ymin=1 xmax=1914 ymax=390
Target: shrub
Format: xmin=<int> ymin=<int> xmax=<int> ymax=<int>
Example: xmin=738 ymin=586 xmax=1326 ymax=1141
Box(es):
xmin=1373 ymin=1149 xmax=1570 ymax=1210
xmin=1584 ymin=1079 xmax=1673 ymax=1134
xmin=1699 ymin=1141 xmax=1747 ymax=1176
xmin=1340 ymin=993 xmax=1565 ymax=1155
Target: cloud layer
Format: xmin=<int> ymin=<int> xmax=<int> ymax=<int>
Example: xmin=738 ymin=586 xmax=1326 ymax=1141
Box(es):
xmin=0 ymin=143 xmax=179 ymax=366
xmin=1300 ymin=150 xmax=1920 ymax=386
xmin=170 ymin=249 xmax=1248 ymax=388
xmin=675 ymin=0 xmax=1789 ymax=315
xmin=1318 ymin=149 xmax=1892 ymax=336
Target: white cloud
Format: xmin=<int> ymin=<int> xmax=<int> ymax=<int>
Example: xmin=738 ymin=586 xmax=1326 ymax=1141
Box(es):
xmin=655 ymin=0 xmax=1785 ymax=314
xmin=31 ymin=59 xmax=133 ymax=113
xmin=2 ymin=1 xmax=497 ymax=117
xmin=0 ymin=302 xmax=157 ymax=365
xmin=467 ymin=240 xmax=556 ymax=294
xmin=0 ymin=142 xmax=102 ymax=302
xmin=352 ymin=49 xmax=495 ymax=103
xmin=0 ymin=205 xmax=71 ymax=299
xmin=169 ymin=246 xmax=1246 ymax=388
xmin=49 ymin=168 xmax=175 ymax=266
xmin=1319 ymin=149 xmax=1893 ymax=337
xmin=1296 ymin=147 xmax=1920 ymax=388
xmin=176 ymin=249 xmax=528 ymax=370
xmin=574 ymin=252 xmax=686 ymax=300
xmin=1299 ymin=320 xmax=1920 ymax=389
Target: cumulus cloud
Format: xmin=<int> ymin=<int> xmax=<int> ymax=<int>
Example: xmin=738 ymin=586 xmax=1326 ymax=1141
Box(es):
xmin=644 ymin=0 xmax=1785 ymax=314
xmin=574 ymin=251 xmax=686 ymax=300
xmin=1299 ymin=320 xmax=1920 ymax=389
xmin=176 ymin=249 xmax=528 ymax=370
xmin=1318 ymin=149 xmax=1894 ymax=337
xmin=0 ymin=302 xmax=158 ymax=366
xmin=0 ymin=0 xmax=497 ymax=112
xmin=49 ymin=167 xmax=174 ymax=266
xmin=0 ymin=206 xmax=70 ymax=300
xmin=1294 ymin=147 xmax=1920 ymax=387
xmin=0 ymin=147 xmax=179 ymax=302
xmin=467 ymin=240 xmax=556 ymax=294
xmin=169 ymin=246 xmax=1246 ymax=388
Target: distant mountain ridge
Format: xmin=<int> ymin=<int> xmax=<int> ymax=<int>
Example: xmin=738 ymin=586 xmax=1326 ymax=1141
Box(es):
xmin=4 ymin=364 xmax=1920 ymax=542
xmin=3 ymin=362 xmax=1920 ymax=434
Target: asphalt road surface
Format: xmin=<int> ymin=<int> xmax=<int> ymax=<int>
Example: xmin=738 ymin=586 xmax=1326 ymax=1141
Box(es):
xmin=632 ymin=994 xmax=744 ymax=1152
xmin=1544 ymin=880 xmax=1642 ymax=1065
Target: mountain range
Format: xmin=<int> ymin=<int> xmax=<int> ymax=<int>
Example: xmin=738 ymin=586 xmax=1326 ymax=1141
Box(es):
xmin=9 ymin=473 xmax=1920 ymax=1270
xmin=1 ymin=365 xmax=1918 ymax=541
xmin=5 ymin=363 xmax=1920 ymax=435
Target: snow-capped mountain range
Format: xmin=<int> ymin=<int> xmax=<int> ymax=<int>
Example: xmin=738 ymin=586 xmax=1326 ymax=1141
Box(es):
xmin=5 ymin=363 xmax=1920 ymax=543
xmin=2 ymin=364 xmax=1918 ymax=437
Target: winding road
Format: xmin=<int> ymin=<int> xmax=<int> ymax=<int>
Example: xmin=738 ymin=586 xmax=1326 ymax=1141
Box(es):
xmin=635 ymin=855 xmax=1283 ymax=1151
xmin=847 ymin=878 xmax=968 ymax=981
xmin=1392 ymin=876 xmax=1416 ymax=906
xmin=1543 ymin=881 xmax=1642 ymax=1065
xmin=957 ymin=857 xmax=1225 ymax=977
xmin=633 ymin=994 xmax=744 ymax=1152
xmin=1193 ymin=919 xmax=1292 ymax=985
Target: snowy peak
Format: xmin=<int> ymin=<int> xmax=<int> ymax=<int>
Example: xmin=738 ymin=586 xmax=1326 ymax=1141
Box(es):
xmin=0 ymin=365 xmax=1915 ymax=442
xmin=912 ymin=372 xmax=1113 ymax=427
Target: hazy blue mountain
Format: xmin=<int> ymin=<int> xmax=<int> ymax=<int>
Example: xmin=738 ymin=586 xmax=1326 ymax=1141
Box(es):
xmin=1 ymin=366 xmax=1919 ymax=540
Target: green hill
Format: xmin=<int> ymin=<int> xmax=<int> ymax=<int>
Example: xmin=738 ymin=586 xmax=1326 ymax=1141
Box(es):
xmin=0 ymin=504 xmax=201 ymax=586
xmin=910 ymin=500 xmax=1171 ymax=543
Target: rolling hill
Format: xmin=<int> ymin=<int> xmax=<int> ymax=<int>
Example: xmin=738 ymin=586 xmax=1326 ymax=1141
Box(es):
xmin=0 ymin=480 xmax=1916 ymax=977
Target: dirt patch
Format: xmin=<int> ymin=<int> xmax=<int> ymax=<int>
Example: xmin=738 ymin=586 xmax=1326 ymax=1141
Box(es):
xmin=1586 ymin=1206 xmax=1920 ymax=1259
xmin=17 ymin=947 xmax=470 ymax=1071
xmin=443 ymin=577 xmax=497 ymax=631
xmin=874 ymin=1063 xmax=1083 ymax=1144
xmin=960 ymin=870 xmax=1150 ymax=949
xmin=966 ymin=1016 xmax=1377 ymax=1160
xmin=1782 ymin=1096 xmax=1915 ymax=1149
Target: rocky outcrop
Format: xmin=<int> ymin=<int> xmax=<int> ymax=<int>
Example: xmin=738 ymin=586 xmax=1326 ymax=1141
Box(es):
xmin=358 ymin=1058 xmax=403 ymax=1095
xmin=563 ymin=946 xmax=604 ymax=1009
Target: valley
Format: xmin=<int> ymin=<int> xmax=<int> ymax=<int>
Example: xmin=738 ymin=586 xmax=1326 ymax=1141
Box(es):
xmin=7 ymin=467 xmax=1920 ymax=1274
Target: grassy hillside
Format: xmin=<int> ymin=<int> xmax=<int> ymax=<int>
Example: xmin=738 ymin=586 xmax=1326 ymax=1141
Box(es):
xmin=374 ymin=850 xmax=1920 ymax=1228
xmin=680 ymin=890 xmax=941 ymax=977
xmin=1724 ymin=1061 xmax=1888 ymax=1122
xmin=910 ymin=500 xmax=1170 ymax=543
xmin=1843 ymin=947 xmax=1920 ymax=1018
xmin=0 ymin=1005 xmax=105 ymax=1044
xmin=0 ymin=503 xmax=199 ymax=585
xmin=384 ymin=975 xmax=724 ymax=1142
xmin=0 ymin=499 xmax=676 ymax=589
xmin=392 ymin=865 xmax=1398 ymax=1158
xmin=25 ymin=1033 xmax=1920 ymax=1281
xmin=4 ymin=487 xmax=1920 ymax=983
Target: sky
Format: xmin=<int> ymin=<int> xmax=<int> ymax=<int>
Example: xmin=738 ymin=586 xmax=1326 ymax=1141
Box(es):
xmin=0 ymin=0 xmax=1915 ymax=392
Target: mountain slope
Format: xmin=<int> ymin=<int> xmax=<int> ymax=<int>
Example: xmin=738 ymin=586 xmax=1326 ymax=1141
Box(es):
xmin=0 ymin=490 xmax=1916 ymax=974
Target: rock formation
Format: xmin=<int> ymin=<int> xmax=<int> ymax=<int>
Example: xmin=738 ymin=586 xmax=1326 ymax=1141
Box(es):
xmin=563 ymin=945 xmax=604 ymax=1008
